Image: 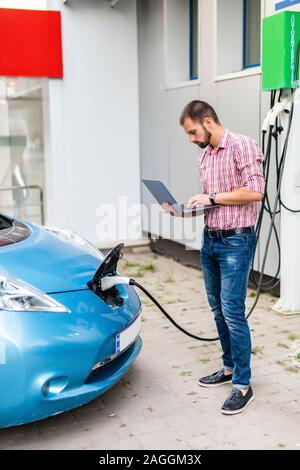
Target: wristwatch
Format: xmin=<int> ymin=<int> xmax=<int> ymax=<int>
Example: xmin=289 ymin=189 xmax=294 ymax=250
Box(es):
xmin=209 ymin=192 xmax=217 ymax=206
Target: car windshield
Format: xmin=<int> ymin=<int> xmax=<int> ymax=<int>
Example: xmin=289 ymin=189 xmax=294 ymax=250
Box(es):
xmin=0 ymin=215 xmax=31 ymax=247
xmin=0 ymin=214 xmax=13 ymax=231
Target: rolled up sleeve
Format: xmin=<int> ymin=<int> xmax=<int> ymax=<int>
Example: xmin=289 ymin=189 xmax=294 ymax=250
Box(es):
xmin=235 ymin=139 xmax=265 ymax=194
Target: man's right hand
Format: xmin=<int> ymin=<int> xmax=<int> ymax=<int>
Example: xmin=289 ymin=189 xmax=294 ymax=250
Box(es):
xmin=162 ymin=202 xmax=175 ymax=216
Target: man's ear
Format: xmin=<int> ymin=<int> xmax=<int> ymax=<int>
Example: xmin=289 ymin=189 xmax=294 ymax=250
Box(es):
xmin=201 ymin=119 xmax=208 ymax=132
xmin=202 ymin=117 xmax=212 ymax=131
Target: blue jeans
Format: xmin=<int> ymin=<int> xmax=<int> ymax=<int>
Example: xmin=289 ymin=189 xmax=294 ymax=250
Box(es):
xmin=200 ymin=228 xmax=256 ymax=389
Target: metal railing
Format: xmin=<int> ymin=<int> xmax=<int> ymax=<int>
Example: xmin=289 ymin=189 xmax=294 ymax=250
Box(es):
xmin=0 ymin=185 xmax=45 ymax=225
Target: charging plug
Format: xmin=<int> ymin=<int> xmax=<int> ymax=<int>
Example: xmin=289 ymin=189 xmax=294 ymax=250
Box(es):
xmin=101 ymin=276 xmax=131 ymax=291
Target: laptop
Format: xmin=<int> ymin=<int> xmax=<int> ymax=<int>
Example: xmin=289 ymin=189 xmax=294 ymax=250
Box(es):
xmin=142 ymin=179 xmax=219 ymax=217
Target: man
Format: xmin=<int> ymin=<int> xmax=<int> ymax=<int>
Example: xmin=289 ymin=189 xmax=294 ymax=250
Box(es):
xmin=178 ymin=100 xmax=265 ymax=415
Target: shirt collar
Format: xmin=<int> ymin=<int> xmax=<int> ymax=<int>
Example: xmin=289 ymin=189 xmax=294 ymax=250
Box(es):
xmin=218 ymin=127 xmax=229 ymax=149
xmin=208 ymin=127 xmax=229 ymax=153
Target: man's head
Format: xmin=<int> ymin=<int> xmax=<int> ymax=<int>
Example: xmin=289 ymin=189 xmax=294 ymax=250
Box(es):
xmin=180 ymin=100 xmax=221 ymax=149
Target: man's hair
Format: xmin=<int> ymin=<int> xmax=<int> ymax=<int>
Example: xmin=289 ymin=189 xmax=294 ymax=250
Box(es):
xmin=180 ymin=100 xmax=220 ymax=126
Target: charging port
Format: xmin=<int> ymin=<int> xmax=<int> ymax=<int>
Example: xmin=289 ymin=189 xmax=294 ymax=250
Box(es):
xmin=88 ymin=243 xmax=125 ymax=307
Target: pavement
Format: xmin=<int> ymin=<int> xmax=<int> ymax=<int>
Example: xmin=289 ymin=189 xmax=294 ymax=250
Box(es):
xmin=1 ymin=246 xmax=300 ymax=450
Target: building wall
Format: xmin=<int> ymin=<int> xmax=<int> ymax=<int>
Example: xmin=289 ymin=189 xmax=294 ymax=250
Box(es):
xmin=45 ymin=0 xmax=141 ymax=247
xmin=138 ymin=0 xmax=300 ymax=276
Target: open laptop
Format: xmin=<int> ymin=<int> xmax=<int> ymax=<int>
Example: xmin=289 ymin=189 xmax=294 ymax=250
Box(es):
xmin=142 ymin=179 xmax=219 ymax=217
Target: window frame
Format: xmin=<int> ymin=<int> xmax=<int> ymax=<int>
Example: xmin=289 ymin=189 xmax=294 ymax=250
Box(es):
xmin=163 ymin=0 xmax=201 ymax=90
xmin=189 ymin=0 xmax=199 ymax=81
xmin=243 ymin=0 xmax=261 ymax=70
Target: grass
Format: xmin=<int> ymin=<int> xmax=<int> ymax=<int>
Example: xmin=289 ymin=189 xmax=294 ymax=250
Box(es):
xmin=164 ymin=273 xmax=175 ymax=283
xmin=251 ymin=346 xmax=264 ymax=356
xmin=165 ymin=299 xmax=184 ymax=304
xmin=198 ymin=358 xmax=210 ymax=364
xmin=131 ymin=262 xmax=157 ymax=278
xmin=295 ymin=352 xmax=300 ymax=361
xmin=179 ymin=371 xmax=193 ymax=377
xmin=140 ymin=297 xmax=152 ymax=307
xmin=288 ymin=333 xmax=299 ymax=341
xmin=285 ymin=366 xmax=299 ymax=374
xmin=122 ymin=259 xmax=140 ymax=269
xmin=277 ymin=342 xmax=289 ymax=349
xmin=154 ymin=282 xmax=165 ymax=291
xmin=276 ymin=360 xmax=288 ymax=366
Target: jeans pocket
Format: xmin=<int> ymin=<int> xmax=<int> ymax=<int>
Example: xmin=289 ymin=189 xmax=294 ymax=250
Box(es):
xmin=222 ymin=234 xmax=247 ymax=248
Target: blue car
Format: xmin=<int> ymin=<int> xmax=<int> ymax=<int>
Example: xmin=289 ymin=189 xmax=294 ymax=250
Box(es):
xmin=0 ymin=214 xmax=142 ymax=428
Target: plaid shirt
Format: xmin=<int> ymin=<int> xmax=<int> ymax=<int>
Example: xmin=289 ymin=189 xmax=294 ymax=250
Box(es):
xmin=198 ymin=127 xmax=265 ymax=230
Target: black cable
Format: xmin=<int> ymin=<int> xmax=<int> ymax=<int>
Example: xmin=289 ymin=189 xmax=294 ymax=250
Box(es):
xmin=130 ymin=279 xmax=218 ymax=342
xmin=250 ymin=122 xmax=281 ymax=290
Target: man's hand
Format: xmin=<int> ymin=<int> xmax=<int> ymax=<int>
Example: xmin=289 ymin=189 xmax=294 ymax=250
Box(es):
xmin=162 ymin=201 xmax=175 ymax=216
xmin=187 ymin=194 xmax=211 ymax=208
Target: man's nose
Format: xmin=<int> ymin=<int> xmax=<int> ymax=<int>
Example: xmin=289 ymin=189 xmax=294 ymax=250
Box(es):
xmin=189 ymin=135 xmax=195 ymax=143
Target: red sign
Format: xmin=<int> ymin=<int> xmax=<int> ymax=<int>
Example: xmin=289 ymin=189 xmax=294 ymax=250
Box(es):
xmin=0 ymin=8 xmax=63 ymax=78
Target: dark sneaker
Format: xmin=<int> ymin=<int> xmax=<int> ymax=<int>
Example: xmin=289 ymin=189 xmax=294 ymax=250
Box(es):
xmin=221 ymin=387 xmax=254 ymax=415
xmin=199 ymin=369 xmax=233 ymax=387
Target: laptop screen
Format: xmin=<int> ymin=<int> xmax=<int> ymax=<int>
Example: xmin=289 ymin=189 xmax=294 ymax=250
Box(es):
xmin=142 ymin=179 xmax=178 ymax=206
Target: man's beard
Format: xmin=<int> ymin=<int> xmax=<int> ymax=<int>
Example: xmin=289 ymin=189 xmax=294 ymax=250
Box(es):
xmin=197 ymin=128 xmax=212 ymax=149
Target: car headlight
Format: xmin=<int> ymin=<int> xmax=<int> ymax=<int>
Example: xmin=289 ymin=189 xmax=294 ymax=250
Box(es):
xmin=43 ymin=227 xmax=103 ymax=261
xmin=0 ymin=276 xmax=70 ymax=313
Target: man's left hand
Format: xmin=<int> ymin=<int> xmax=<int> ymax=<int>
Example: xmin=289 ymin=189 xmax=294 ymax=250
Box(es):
xmin=187 ymin=194 xmax=211 ymax=208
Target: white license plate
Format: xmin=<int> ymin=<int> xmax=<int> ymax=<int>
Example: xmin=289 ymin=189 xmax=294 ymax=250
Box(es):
xmin=116 ymin=314 xmax=141 ymax=354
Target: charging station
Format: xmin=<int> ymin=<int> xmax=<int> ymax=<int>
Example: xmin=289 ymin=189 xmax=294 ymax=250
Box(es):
xmin=261 ymin=8 xmax=300 ymax=314
xmin=262 ymin=11 xmax=300 ymax=90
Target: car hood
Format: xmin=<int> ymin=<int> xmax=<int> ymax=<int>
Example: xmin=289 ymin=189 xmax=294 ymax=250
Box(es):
xmin=0 ymin=222 xmax=103 ymax=293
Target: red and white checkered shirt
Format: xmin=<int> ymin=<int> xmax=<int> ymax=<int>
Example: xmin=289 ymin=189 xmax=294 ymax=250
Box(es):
xmin=198 ymin=127 xmax=265 ymax=230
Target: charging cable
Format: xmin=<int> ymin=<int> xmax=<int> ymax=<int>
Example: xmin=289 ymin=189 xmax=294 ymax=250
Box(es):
xmin=101 ymin=276 xmax=218 ymax=342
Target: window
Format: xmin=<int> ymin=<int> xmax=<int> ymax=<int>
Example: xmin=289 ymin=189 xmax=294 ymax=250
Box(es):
xmin=165 ymin=0 xmax=199 ymax=85
xmin=217 ymin=0 xmax=261 ymax=76
xmin=190 ymin=0 xmax=199 ymax=80
xmin=243 ymin=0 xmax=261 ymax=68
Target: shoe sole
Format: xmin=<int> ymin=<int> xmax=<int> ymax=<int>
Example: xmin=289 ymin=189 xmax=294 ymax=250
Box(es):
xmin=199 ymin=379 xmax=232 ymax=388
xmin=221 ymin=395 xmax=254 ymax=415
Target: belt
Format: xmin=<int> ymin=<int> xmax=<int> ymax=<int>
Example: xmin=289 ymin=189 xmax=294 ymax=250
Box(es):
xmin=205 ymin=226 xmax=255 ymax=239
